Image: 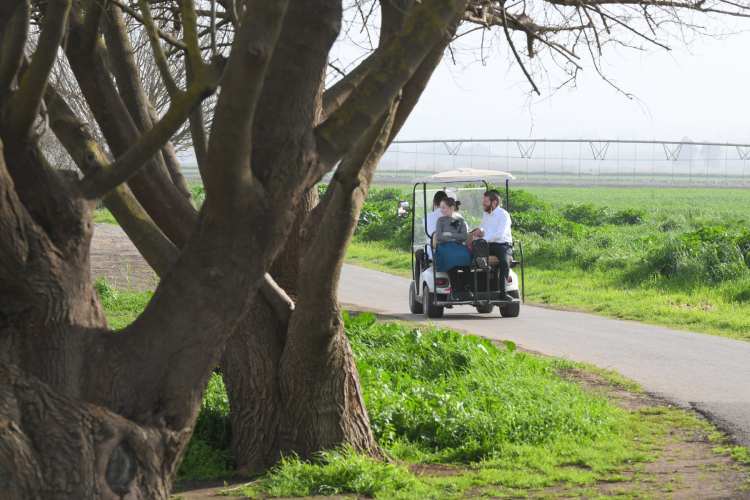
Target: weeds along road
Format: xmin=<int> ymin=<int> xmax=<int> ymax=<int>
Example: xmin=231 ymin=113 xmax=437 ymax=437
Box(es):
xmin=338 ymin=264 xmax=750 ymax=449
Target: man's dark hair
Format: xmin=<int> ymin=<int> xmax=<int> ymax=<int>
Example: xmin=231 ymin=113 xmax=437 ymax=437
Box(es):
xmin=432 ymin=190 xmax=448 ymax=208
xmin=484 ymin=190 xmax=502 ymax=208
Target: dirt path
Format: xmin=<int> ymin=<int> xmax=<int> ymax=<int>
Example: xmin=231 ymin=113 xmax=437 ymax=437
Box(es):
xmin=91 ymin=224 xmax=157 ymax=291
xmin=545 ymin=367 xmax=750 ymax=499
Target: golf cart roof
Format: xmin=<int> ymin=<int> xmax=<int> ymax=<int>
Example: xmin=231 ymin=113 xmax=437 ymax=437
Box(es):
xmin=413 ymin=168 xmax=514 ymax=184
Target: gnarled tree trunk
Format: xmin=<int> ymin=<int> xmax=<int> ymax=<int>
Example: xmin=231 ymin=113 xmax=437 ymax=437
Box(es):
xmin=220 ymin=188 xmax=318 ymax=474
xmin=0 ymin=0 xmax=539 ymax=493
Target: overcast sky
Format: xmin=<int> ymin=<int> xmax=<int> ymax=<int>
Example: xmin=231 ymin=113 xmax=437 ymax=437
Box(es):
xmin=342 ymin=20 xmax=750 ymax=144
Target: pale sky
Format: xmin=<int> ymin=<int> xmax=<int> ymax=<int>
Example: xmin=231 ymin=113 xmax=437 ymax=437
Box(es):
xmin=390 ymin=25 xmax=750 ymax=143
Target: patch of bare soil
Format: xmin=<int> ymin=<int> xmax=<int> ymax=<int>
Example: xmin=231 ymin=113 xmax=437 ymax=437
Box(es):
xmin=410 ymin=463 xmax=465 ymax=477
xmin=171 ymin=480 xmax=247 ymax=500
xmin=540 ymin=367 xmax=750 ymax=499
xmin=91 ymin=224 xmax=157 ymax=291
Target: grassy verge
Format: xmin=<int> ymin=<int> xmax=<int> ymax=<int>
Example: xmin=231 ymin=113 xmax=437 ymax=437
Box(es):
xmin=346 ymin=240 xmax=750 ymax=341
xmin=97 ymin=286 xmax=748 ymax=497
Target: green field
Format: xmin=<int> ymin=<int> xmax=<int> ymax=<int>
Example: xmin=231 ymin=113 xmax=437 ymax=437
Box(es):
xmin=349 ymin=186 xmax=750 ymax=341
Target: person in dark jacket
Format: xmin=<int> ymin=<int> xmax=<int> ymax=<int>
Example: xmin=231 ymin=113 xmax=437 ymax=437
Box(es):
xmin=434 ymin=198 xmax=471 ymax=272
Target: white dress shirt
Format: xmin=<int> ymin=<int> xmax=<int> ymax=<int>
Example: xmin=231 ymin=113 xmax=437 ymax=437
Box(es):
xmin=481 ymin=207 xmax=512 ymax=244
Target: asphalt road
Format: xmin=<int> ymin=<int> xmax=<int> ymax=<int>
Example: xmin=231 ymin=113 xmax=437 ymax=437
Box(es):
xmin=338 ymin=264 xmax=750 ymax=449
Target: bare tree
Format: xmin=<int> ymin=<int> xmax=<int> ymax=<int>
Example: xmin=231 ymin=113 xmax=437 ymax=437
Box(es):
xmin=1 ymin=0 xmax=748 ymax=498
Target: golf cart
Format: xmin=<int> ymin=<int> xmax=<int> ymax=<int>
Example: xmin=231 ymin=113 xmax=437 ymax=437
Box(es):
xmin=406 ymin=169 xmax=525 ymax=318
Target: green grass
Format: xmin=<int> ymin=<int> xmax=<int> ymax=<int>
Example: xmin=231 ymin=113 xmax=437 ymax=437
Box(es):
xmin=523 ymin=186 xmax=750 ymax=218
xmin=94 ymin=208 xmax=118 ymax=225
xmin=347 ymin=185 xmax=750 ymax=342
xmin=347 ymin=240 xmax=411 ymax=278
xmin=227 ymin=313 xmax=653 ymax=498
xmin=98 ymin=285 xmax=748 ymax=497
xmin=228 ymin=448 xmax=430 ymax=499
xmin=94 ymin=278 xmax=152 ymax=330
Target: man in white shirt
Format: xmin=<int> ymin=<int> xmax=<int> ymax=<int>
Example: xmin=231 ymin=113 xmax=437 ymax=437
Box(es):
xmin=471 ymin=190 xmax=513 ymax=300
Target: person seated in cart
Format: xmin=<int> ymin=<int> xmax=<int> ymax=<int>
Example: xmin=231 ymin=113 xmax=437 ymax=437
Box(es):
xmin=471 ymin=190 xmax=514 ymax=300
xmin=424 ymin=190 xmax=448 ymax=260
xmin=433 ymin=197 xmax=472 ymax=272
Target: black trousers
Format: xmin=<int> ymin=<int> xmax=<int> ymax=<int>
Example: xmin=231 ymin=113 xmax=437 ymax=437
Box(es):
xmin=489 ymin=243 xmax=512 ymax=293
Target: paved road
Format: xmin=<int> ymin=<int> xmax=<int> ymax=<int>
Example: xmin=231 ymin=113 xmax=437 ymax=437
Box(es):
xmin=338 ymin=264 xmax=750 ymax=449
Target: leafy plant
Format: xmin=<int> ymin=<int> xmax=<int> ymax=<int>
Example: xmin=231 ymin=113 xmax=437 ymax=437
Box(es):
xmin=236 ymin=447 xmax=425 ymax=498
xmin=562 ymin=203 xmax=610 ymax=226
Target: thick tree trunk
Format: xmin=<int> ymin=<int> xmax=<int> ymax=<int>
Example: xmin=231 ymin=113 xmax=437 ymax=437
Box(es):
xmin=0 ymin=364 xmax=182 ymax=500
xmin=221 ymin=301 xmax=285 ymax=474
xmin=0 ymin=144 xmax=188 ymax=498
xmin=275 ymin=113 xmax=397 ymax=458
xmin=278 ymin=310 xmax=376 ymax=458
xmin=221 ymin=188 xmax=317 ymax=474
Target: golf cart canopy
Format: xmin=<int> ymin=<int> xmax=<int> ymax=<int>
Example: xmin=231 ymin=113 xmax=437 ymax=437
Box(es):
xmin=412 ymin=168 xmax=514 ymax=184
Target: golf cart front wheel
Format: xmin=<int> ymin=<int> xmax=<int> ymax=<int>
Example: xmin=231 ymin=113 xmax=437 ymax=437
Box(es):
xmin=409 ymin=281 xmax=423 ymax=314
xmin=500 ymin=291 xmax=521 ymax=318
xmin=423 ymin=284 xmax=444 ymax=319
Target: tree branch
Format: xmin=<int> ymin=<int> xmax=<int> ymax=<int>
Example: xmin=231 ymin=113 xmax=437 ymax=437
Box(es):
xmin=5 ymin=0 xmax=71 ymax=144
xmin=321 ymin=51 xmax=378 ymax=120
xmin=204 ymin=0 xmax=290 ymax=202
xmin=110 ymin=0 xmax=187 ymax=50
xmin=500 ymin=1 xmax=541 ymax=94
xmin=78 ymin=81 xmax=215 ymax=199
xmin=138 ymin=0 xmax=179 ymax=96
xmin=314 ymin=0 xmax=468 ymax=172
xmin=0 ymin=1 xmax=29 ymax=97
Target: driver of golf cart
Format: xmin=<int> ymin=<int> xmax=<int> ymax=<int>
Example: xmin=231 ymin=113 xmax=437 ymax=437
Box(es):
xmin=471 ymin=190 xmax=514 ymax=301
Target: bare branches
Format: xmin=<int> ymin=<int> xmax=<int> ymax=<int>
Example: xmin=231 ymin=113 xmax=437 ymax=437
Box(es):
xmin=315 ymin=0 xmax=467 ymax=171
xmin=138 ymin=0 xmax=179 ymax=96
xmin=110 ymin=0 xmax=187 ymax=50
xmin=78 ymin=79 xmax=216 ymax=199
xmin=455 ymin=0 xmax=750 ymax=94
xmin=500 ymin=1 xmax=541 ymax=94
xmin=5 ymin=0 xmax=71 ymax=144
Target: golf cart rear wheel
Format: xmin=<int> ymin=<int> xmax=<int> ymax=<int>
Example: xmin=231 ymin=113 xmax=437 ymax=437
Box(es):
xmin=500 ymin=291 xmax=521 ymax=318
xmin=409 ymin=281 xmax=423 ymax=314
xmin=476 ymin=303 xmax=494 ymax=314
xmin=423 ymin=284 xmax=444 ymax=319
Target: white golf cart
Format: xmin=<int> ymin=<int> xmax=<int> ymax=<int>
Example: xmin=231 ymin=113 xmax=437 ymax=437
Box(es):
xmin=406 ymin=169 xmax=524 ymax=318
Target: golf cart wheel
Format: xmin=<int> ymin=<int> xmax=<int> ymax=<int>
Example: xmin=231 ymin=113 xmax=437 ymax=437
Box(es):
xmin=409 ymin=281 xmax=423 ymax=314
xmin=476 ymin=303 xmax=494 ymax=314
xmin=423 ymin=284 xmax=444 ymax=319
xmin=500 ymin=291 xmax=521 ymax=318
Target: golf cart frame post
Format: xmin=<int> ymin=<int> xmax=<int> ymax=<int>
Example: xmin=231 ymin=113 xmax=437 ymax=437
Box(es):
xmin=409 ymin=170 xmax=525 ymax=317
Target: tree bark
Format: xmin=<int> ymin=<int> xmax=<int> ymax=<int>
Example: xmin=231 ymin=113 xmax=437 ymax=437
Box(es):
xmin=220 ymin=188 xmax=317 ymax=474
xmin=0 ymin=1 xmax=470 ymax=494
xmin=275 ymin=109 xmax=399 ymax=459
xmin=0 ymin=363 xmax=181 ymax=500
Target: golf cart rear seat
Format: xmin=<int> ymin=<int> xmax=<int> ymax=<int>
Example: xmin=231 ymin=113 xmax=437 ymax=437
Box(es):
xmin=420 ymin=247 xmax=519 ymax=269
